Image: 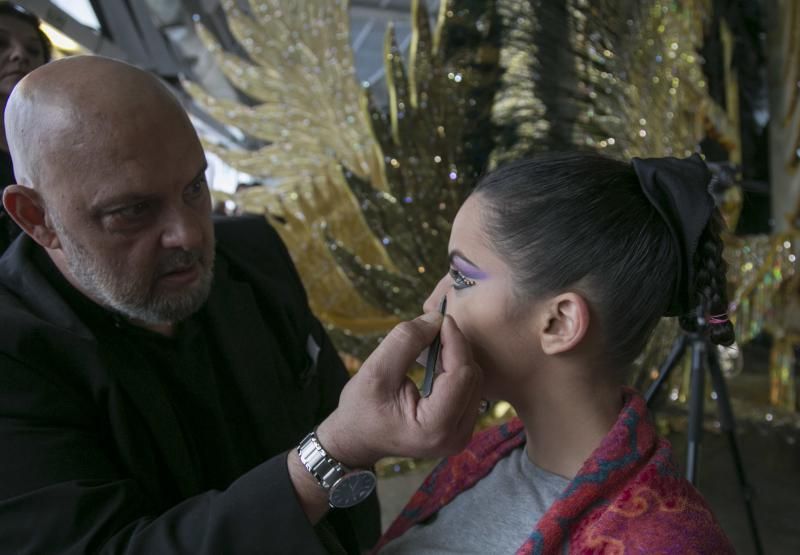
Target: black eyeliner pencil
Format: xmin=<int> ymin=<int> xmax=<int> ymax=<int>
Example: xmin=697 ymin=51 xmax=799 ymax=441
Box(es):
xmin=421 ymin=296 xmax=447 ymax=398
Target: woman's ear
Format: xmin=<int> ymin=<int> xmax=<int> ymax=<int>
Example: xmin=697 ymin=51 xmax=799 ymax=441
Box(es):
xmin=538 ymin=292 xmax=590 ymax=355
xmin=2 ymin=185 xmax=60 ymax=249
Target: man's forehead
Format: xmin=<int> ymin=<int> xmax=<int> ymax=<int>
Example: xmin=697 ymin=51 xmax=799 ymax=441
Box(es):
xmin=18 ymin=57 xmax=185 ymax=128
xmin=44 ymin=100 xmax=198 ymax=165
xmin=8 ymin=55 xmax=203 ymax=190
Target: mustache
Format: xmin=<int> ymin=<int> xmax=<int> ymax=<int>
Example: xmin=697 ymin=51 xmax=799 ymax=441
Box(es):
xmin=157 ymin=249 xmax=205 ymax=274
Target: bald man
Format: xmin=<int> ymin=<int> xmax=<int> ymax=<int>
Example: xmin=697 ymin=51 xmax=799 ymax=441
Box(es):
xmin=0 ymin=56 xmax=483 ymax=554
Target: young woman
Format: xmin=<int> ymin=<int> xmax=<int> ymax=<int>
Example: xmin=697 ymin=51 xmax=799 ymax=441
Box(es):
xmin=376 ymin=153 xmax=735 ymax=554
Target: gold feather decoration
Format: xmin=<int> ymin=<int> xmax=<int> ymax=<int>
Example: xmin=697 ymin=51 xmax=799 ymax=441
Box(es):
xmin=725 ymin=232 xmax=799 ymax=411
xmin=491 ymin=0 xmax=727 ymax=164
xmin=187 ymin=0 xmax=400 ymax=355
xmin=186 ymin=0 xmax=800 ymax=443
xmin=190 ymin=0 xmax=503 ymax=358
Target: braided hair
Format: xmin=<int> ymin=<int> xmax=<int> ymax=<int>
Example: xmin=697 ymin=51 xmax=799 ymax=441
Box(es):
xmin=679 ymin=210 xmax=735 ymax=346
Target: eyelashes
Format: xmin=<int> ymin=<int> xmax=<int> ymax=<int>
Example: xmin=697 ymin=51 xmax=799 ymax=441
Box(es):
xmin=449 ymin=267 xmax=476 ymax=290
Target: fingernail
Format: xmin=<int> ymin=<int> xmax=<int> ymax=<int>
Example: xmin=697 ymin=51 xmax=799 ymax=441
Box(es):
xmin=420 ymin=311 xmax=443 ymax=324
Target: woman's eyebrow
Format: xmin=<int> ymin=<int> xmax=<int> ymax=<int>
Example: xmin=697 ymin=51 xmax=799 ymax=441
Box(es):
xmin=449 ymin=251 xmax=488 ymax=279
xmin=448 ymin=250 xmax=480 ymax=268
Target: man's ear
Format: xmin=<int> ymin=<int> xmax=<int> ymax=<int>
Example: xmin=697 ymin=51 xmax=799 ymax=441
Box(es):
xmin=539 ymin=292 xmax=590 ymax=355
xmin=2 ymin=185 xmax=60 ymax=249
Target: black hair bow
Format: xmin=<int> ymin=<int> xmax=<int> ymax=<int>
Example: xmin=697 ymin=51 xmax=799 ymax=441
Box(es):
xmin=632 ymin=154 xmax=715 ymax=316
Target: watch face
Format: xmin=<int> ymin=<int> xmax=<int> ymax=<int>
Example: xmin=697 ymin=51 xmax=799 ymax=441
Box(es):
xmin=329 ymin=470 xmax=377 ymax=509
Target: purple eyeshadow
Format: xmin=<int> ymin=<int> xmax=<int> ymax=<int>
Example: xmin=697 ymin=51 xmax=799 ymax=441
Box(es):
xmin=452 ymin=255 xmax=488 ymax=280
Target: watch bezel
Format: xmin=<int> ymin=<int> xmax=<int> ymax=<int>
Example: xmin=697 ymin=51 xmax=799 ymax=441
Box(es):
xmin=328 ymin=469 xmax=377 ymax=509
xmin=297 ymin=431 xmax=377 ymax=508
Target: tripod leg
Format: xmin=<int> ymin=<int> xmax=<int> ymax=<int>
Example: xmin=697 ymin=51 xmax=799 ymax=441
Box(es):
xmin=686 ymin=336 xmax=705 ymax=485
xmin=707 ymin=349 xmax=765 ymax=555
xmin=645 ymin=334 xmax=688 ymax=405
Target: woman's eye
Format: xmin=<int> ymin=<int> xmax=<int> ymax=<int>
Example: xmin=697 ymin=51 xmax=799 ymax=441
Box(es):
xmin=449 ymin=267 xmax=476 ymax=290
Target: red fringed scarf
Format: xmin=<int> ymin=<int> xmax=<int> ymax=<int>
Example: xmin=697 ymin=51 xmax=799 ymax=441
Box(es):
xmin=375 ymin=389 xmax=734 ymax=554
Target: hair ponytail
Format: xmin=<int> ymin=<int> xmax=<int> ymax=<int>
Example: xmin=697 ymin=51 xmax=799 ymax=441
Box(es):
xmin=678 ymin=210 xmax=735 ymax=346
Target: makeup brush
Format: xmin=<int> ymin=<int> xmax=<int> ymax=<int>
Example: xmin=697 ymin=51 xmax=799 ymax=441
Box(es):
xmin=421 ymin=296 xmax=447 ymax=398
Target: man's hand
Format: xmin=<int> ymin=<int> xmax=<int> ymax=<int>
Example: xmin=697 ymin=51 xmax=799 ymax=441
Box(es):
xmin=316 ymin=312 xmax=484 ymax=468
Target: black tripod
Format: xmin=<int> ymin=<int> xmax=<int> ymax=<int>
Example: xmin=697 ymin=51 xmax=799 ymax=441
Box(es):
xmin=645 ymin=317 xmax=764 ymax=555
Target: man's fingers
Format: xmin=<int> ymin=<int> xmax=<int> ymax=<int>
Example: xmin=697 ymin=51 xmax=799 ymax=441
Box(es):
xmin=361 ymin=312 xmax=444 ymax=389
xmin=418 ymin=316 xmax=482 ymax=452
xmin=419 ymin=360 xmax=481 ymax=453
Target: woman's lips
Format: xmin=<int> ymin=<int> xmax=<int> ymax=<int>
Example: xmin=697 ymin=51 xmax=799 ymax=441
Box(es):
xmin=1 ymin=71 xmax=27 ymax=81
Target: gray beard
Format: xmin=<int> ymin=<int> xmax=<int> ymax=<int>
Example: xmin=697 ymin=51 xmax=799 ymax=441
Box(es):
xmin=53 ymin=222 xmax=215 ymax=325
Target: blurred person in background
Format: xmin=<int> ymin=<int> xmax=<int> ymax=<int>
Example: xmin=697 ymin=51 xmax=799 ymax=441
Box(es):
xmin=0 ymin=2 xmax=50 ymax=253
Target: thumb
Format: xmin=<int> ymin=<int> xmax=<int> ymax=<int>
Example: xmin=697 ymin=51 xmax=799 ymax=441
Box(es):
xmin=363 ymin=312 xmax=444 ymax=390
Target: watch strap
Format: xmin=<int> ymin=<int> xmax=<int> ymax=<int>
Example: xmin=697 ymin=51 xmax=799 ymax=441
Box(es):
xmin=297 ymin=431 xmax=348 ymax=491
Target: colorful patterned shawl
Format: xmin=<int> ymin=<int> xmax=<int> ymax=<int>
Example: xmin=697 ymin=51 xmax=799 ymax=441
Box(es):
xmin=375 ymin=389 xmax=734 ymax=554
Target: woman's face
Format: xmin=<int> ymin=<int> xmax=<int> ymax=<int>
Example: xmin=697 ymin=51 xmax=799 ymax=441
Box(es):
xmin=423 ymin=194 xmax=544 ymax=402
xmin=0 ymin=14 xmax=46 ymax=99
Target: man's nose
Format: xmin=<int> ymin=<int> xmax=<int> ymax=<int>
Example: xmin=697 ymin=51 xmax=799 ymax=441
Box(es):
xmin=423 ymin=276 xmax=449 ymax=313
xmin=161 ymin=208 xmax=204 ymax=252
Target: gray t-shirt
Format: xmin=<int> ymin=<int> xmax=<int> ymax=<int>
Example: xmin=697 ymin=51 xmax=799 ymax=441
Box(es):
xmin=380 ymin=447 xmax=570 ymax=554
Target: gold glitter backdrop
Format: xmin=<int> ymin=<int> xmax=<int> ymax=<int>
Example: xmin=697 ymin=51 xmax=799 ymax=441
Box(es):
xmin=190 ymin=0 xmax=502 ymax=358
xmin=188 ymin=0 xmax=799 ymax=429
xmin=190 ymin=0 xmax=734 ymax=354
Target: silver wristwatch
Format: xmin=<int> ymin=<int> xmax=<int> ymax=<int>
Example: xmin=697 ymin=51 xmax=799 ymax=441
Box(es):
xmin=296 ymin=431 xmax=377 ymax=509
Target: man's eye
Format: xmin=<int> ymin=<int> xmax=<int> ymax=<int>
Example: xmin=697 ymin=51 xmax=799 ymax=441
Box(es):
xmin=113 ymin=202 xmax=150 ymax=220
xmin=449 ymin=267 xmax=476 ymax=290
xmin=186 ymin=178 xmax=207 ymax=198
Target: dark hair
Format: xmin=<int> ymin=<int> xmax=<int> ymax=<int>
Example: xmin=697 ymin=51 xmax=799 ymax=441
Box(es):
xmin=0 ymin=2 xmax=53 ymax=63
xmin=473 ymin=152 xmax=734 ymax=366
xmin=678 ymin=210 xmax=734 ymax=346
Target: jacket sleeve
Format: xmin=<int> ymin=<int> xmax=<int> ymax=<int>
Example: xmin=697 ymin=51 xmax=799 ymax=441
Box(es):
xmin=264 ymin=218 xmax=382 ymax=549
xmin=0 ymin=355 xmax=331 ymax=555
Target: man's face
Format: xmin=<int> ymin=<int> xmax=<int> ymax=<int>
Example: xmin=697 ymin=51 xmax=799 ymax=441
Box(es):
xmin=46 ymin=114 xmax=215 ymax=325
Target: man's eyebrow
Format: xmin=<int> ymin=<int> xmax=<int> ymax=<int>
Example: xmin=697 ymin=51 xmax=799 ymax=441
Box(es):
xmin=90 ymin=192 xmax=154 ymax=215
xmin=92 ymin=164 xmax=208 ymax=213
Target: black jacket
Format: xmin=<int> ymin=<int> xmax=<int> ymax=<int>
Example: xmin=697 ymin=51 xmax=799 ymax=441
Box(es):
xmin=0 ymin=216 xmax=379 ymax=554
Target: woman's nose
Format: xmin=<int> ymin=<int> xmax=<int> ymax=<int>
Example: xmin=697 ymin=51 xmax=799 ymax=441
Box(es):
xmin=9 ymin=41 xmax=29 ymax=64
xmin=423 ymin=276 xmax=449 ymax=313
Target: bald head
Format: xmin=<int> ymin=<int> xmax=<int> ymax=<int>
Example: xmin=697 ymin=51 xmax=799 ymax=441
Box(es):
xmin=1 ymin=56 xmax=213 ymax=332
xmin=5 ymin=55 xmax=196 ymax=191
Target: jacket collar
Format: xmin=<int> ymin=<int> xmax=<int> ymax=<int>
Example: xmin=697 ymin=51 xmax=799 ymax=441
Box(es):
xmin=0 ymin=234 xmax=95 ymax=340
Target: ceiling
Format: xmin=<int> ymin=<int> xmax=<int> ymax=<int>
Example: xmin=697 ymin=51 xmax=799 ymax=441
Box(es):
xmin=16 ymin=0 xmax=438 ymax=187
xmin=19 ymin=0 xmax=439 ymax=105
